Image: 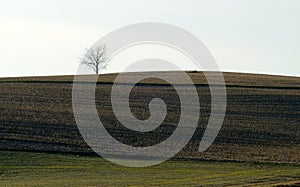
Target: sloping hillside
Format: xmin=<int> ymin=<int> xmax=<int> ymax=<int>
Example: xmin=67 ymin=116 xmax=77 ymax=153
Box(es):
xmin=0 ymin=72 xmax=299 ymax=163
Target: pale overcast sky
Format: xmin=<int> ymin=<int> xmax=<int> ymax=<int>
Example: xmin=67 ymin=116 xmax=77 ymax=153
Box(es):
xmin=0 ymin=0 xmax=300 ymax=77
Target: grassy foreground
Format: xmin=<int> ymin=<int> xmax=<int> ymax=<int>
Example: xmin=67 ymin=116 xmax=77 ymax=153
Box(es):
xmin=0 ymin=151 xmax=299 ymax=186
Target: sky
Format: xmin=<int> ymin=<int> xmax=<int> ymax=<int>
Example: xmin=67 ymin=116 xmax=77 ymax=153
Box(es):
xmin=0 ymin=0 xmax=300 ymax=77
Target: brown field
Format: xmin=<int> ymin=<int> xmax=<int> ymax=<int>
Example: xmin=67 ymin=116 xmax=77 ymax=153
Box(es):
xmin=0 ymin=71 xmax=300 ymax=164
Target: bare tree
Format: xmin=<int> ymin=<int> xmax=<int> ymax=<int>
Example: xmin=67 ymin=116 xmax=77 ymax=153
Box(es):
xmin=79 ymin=45 xmax=107 ymax=74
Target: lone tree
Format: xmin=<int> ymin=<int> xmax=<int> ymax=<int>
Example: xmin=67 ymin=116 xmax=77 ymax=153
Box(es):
xmin=79 ymin=45 xmax=107 ymax=74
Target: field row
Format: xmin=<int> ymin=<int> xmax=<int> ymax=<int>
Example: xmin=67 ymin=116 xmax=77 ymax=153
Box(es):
xmin=0 ymin=151 xmax=299 ymax=186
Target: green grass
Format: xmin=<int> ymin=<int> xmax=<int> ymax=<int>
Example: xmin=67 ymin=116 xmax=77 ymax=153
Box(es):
xmin=0 ymin=151 xmax=299 ymax=186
